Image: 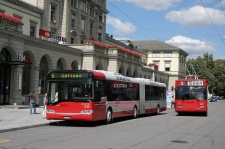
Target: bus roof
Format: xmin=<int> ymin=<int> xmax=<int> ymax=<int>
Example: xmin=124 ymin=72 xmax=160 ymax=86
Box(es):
xmin=92 ymin=70 xmax=140 ymax=83
xmin=137 ymin=78 xmax=166 ymax=87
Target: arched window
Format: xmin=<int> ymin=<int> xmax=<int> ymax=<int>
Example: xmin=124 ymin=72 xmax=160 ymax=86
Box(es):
xmin=0 ymin=48 xmax=11 ymax=104
xmin=119 ymin=67 xmax=123 ymax=75
xmin=39 ymin=56 xmax=48 ymax=94
xmin=22 ymin=52 xmax=31 ymax=94
xmin=0 ymin=48 xmax=11 ymax=62
xmin=71 ymin=61 xmax=78 ymax=70
xmin=57 ymin=59 xmax=63 ymax=70
xmin=96 ymin=65 xmax=99 ymax=70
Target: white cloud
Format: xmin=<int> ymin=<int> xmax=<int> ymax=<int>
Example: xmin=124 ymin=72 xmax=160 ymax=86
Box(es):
xmin=165 ymin=35 xmax=217 ymax=58
xmin=166 ymin=5 xmax=225 ymax=26
xmin=214 ymin=0 xmax=225 ymax=8
xmin=106 ymin=16 xmax=136 ymax=36
xmin=121 ymin=0 xmax=182 ymax=11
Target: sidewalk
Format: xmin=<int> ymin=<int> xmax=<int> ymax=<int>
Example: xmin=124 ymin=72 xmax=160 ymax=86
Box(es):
xmin=0 ymin=105 xmax=59 ymax=133
xmin=0 ymin=104 xmax=173 ymax=133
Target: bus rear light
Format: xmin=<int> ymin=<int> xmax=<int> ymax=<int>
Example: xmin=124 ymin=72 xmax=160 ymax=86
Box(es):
xmin=178 ymin=106 xmax=182 ymax=109
xmin=80 ymin=110 xmax=93 ymax=114
xmin=47 ymin=109 xmax=55 ymax=113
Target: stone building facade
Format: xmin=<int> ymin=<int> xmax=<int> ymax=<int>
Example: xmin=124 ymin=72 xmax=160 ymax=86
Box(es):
xmin=0 ymin=0 xmax=181 ymax=106
xmin=0 ymin=0 xmax=82 ymax=105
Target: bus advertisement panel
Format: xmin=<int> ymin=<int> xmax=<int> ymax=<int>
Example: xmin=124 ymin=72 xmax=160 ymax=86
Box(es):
xmin=175 ymin=78 xmax=208 ymax=116
xmin=46 ymin=70 xmax=167 ymax=123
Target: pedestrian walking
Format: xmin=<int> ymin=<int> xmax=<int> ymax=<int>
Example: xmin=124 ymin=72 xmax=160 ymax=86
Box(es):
xmin=171 ymin=96 xmax=175 ymax=108
xmin=42 ymin=93 xmax=48 ymax=118
xmin=28 ymin=90 xmax=37 ymax=114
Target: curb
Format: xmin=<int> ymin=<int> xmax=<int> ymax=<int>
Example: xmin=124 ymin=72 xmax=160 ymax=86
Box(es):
xmin=0 ymin=123 xmax=51 ymax=133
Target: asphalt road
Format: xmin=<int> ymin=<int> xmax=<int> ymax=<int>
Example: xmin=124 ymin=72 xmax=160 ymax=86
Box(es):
xmin=0 ymin=100 xmax=225 ymax=149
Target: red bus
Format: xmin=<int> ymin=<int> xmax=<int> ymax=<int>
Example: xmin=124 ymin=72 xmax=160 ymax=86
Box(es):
xmin=46 ymin=70 xmax=167 ymax=123
xmin=174 ymin=77 xmax=208 ymax=116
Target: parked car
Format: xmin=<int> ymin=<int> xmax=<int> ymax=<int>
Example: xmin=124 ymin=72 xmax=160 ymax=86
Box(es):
xmin=210 ymin=96 xmax=218 ymax=102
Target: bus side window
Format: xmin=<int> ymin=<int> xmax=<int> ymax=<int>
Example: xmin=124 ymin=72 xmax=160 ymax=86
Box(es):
xmin=94 ymin=80 xmax=106 ymax=101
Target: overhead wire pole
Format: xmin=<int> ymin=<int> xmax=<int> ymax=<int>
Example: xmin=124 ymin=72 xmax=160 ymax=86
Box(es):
xmin=190 ymin=63 xmax=198 ymax=79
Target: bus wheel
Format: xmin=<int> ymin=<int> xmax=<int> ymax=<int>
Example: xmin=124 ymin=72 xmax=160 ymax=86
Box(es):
xmin=106 ymin=109 xmax=113 ymax=124
xmin=156 ymin=106 xmax=160 ymax=115
xmin=133 ymin=107 xmax=138 ymax=119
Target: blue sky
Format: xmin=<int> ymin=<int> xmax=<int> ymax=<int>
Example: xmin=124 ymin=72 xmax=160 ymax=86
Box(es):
xmin=106 ymin=0 xmax=225 ymax=59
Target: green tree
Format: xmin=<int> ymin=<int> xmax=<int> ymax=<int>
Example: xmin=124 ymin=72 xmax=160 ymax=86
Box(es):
xmin=186 ymin=53 xmax=225 ymax=96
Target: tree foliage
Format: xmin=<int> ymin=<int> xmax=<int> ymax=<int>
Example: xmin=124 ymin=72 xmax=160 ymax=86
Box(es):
xmin=186 ymin=53 xmax=225 ymax=96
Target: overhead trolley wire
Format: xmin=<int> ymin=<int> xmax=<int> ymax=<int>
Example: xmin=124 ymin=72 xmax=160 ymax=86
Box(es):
xmin=200 ymin=0 xmax=225 ymax=45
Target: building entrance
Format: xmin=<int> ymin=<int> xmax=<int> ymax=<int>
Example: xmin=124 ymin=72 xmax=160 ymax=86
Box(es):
xmin=0 ymin=65 xmax=11 ymax=105
xmin=0 ymin=48 xmax=11 ymax=105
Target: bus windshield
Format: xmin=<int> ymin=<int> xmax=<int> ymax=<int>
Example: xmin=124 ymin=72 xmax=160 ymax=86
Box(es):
xmin=175 ymin=86 xmax=207 ymax=100
xmin=48 ymin=79 xmax=93 ymax=103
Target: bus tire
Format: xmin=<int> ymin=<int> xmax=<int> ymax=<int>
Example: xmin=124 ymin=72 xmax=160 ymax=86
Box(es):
xmin=156 ymin=106 xmax=160 ymax=115
xmin=106 ymin=109 xmax=113 ymax=124
xmin=133 ymin=106 xmax=138 ymax=119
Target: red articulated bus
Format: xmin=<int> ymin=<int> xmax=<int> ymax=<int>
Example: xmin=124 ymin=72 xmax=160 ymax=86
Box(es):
xmin=46 ymin=70 xmax=167 ymax=123
xmin=174 ymin=77 xmax=208 ymax=116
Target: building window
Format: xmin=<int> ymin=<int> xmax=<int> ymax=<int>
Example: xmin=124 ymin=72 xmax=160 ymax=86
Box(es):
xmin=89 ymin=5 xmax=95 ymax=17
xmin=70 ymin=0 xmax=77 ymax=7
xmin=57 ymin=59 xmax=63 ymax=70
xmin=153 ymin=52 xmax=160 ymax=57
xmin=81 ymin=18 xmax=85 ymax=32
xmin=99 ymin=13 xmax=103 ymax=22
xmin=22 ymin=65 xmax=31 ymax=95
xmin=165 ymin=61 xmax=171 ymax=71
xmin=98 ymin=26 xmax=102 ymax=41
xmin=164 ymin=52 xmax=171 ymax=57
xmin=71 ymin=61 xmax=78 ymax=70
xmin=80 ymin=1 xmax=86 ymax=12
xmin=39 ymin=56 xmax=48 ymax=94
xmin=90 ymin=21 xmax=94 ymax=35
xmin=51 ymin=5 xmax=56 ymax=22
xmin=71 ymin=14 xmax=76 ymax=28
xmin=30 ymin=26 xmax=35 ymax=37
xmin=30 ymin=21 xmax=37 ymax=37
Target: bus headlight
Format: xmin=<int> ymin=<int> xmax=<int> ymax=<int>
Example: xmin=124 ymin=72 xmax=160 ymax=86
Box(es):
xmin=47 ymin=109 xmax=55 ymax=113
xmin=200 ymin=105 xmax=205 ymax=109
xmin=80 ymin=110 xmax=93 ymax=114
xmin=177 ymin=105 xmax=182 ymax=109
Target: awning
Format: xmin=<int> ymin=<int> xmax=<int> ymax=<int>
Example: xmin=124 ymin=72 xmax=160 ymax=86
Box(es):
xmin=0 ymin=12 xmax=23 ymax=24
xmin=84 ymin=40 xmax=109 ymax=48
xmin=114 ymin=45 xmax=141 ymax=57
xmin=148 ymin=63 xmax=158 ymax=67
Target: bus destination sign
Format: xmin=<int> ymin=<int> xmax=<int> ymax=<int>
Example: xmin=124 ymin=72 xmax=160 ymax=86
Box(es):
xmin=50 ymin=72 xmax=89 ymax=79
xmin=187 ymin=81 xmax=203 ymax=86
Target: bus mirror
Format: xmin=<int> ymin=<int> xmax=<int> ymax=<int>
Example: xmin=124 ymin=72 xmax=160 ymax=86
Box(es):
xmin=96 ymin=81 xmax=99 ymax=88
